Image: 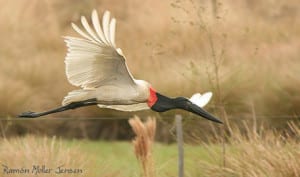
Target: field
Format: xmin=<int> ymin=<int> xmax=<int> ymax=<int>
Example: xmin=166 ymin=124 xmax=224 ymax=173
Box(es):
xmin=0 ymin=120 xmax=299 ymax=177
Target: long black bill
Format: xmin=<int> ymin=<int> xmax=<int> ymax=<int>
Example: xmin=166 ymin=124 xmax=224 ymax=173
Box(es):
xmin=18 ymin=99 xmax=98 ymax=118
xmin=187 ymin=103 xmax=222 ymax=124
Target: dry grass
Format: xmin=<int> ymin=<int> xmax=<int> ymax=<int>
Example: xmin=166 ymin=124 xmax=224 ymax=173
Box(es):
xmin=0 ymin=135 xmax=92 ymax=177
xmin=193 ymin=121 xmax=300 ymax=177
xmin=0 ymin=119 xmax=298 ymax=177
xmin=129 ymin=116 xmax=156 ymax=177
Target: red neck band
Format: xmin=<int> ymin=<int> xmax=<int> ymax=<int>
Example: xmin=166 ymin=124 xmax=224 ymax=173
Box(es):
xmin=147 ymin=86 xmax=158 ymax=107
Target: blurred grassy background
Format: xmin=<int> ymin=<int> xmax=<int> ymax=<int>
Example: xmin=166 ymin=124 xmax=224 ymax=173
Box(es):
xmin=0 ymin=0 xmax=300 ymax=140
xmin=1 ymin=122 xmax=299 ymax=177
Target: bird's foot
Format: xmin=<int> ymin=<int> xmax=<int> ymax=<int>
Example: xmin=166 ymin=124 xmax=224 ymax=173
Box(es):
xmin=18 ymin=111 xmax=40 ymax=118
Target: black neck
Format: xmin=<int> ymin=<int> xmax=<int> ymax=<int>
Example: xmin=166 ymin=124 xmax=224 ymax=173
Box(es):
xmin=150 ymin=92 xmax=222 ymax=123
xmin=150 ymin=93 xmax=185 ymax=112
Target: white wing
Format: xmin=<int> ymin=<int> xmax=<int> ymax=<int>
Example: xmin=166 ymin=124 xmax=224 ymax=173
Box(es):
xmin=64 ymin=10 xmax=135 ymax=89
xmin=97 ymin=103 xmax=149 ymax=111
xmin=189 ymin=92 xmax=213 ymax=108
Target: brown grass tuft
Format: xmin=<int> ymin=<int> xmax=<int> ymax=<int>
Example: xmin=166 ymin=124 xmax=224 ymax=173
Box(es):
xmin=0 ymin=135 xmax=90 ymax=177
xmin=196 ymin=121 xmax=300 ymax=177
xmin=129 ymin=116 xmax=156 ymax=177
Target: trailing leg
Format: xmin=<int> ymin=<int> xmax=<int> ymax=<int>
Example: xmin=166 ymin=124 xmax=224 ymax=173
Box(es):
xmin=18 ymin=98 xmax=98 ymax=118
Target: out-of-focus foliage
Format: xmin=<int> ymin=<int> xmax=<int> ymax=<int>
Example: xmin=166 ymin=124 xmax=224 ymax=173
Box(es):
xmin=0 ymin=0 xmax=299 ymax=140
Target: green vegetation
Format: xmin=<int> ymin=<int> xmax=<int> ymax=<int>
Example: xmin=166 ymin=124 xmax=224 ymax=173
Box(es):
xmin=0 ymin=120 xmax=299 ymax=177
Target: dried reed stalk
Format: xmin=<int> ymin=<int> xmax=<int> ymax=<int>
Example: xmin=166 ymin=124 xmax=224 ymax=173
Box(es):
xmin=129 ymin=116 xmax=156 ymax=177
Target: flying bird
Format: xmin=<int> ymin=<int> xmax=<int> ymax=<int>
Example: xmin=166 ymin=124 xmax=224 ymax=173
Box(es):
xmin=19 ymin=10 xmax=222 ymax=124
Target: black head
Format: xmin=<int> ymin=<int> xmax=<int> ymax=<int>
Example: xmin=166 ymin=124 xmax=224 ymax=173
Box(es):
xmin=150 ymin=93 xmax=222 ymax=124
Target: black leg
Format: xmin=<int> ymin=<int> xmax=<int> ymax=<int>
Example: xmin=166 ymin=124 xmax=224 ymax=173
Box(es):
xmin=18 ymin=98 xmax=97 ymax=118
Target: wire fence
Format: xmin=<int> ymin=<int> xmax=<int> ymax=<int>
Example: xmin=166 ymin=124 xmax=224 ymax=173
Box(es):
xmin=0 ymin=114 xmax=299 ymax=121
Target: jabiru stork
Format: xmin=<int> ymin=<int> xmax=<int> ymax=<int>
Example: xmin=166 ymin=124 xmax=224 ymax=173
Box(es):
xmin=19 ymin=10 xmax=222 ymax=124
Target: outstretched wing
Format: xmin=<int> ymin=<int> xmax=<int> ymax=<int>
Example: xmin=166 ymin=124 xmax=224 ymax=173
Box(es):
xmin=64 ymin=10 xmax=135 ymax=89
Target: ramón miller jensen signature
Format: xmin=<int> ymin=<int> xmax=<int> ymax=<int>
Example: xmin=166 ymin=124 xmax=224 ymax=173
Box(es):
xmin=2 ymin=164 xmax=83 ymax=175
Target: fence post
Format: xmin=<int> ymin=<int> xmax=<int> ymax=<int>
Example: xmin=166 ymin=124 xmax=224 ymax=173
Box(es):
xmin=175 ymin=114 xmax=184 ymax=177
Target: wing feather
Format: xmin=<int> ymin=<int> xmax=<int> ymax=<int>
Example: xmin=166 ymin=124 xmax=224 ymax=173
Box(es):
xmin=102 ymin=11 xmax=111 ymax=45
xmin=109 ymin=18 xmax=116 ymax=47
xmin=92 ymin=10 xmax=108 ymax=43
xmin=64 ymin=10 xmax=135 ymax=89
xmin=71 ymin=23 xmax=94 ymax=42
xmin=80 ymin=16 xmax=102 ymax=44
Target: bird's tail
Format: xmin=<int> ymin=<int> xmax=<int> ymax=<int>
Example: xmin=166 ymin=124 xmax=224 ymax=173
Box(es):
xmin=62 ymin=89 xmax=95 ymax=106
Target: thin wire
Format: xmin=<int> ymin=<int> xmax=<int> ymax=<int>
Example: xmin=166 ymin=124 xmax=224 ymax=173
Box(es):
xmin=0 ymin=115 xmax=299 ymax=121
xmin=0 ymin=117 xmax=131 ymax=121
xmin=226 ymin=115 xmax=300 ymax=120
